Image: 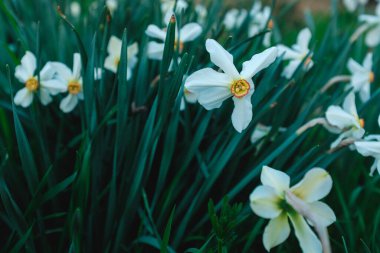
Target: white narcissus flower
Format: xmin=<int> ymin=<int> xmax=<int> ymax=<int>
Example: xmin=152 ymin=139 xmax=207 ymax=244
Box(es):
xmin=343 ymin=0 xmax=368 ymax=12
xmin=51 ymin=53 xmax=84 ymax=113
xmin=106 ymin=0 xmax=118 ymax=15
xmin=14 ymin=51 xmax=66 ymax=107
xmin=70 ymin=1 xmax=81 ymax=17
xmin=195 ymin=4 xmax=207 ymax=24
xmin=359 ymin=4 xmax=380 ymax=47
xmin=161 ymin=0 xmax=188 ymax=14
xmin=223 ymin=9 xmax=248 ymax=30
xmin=248 ymin=3 xmax=272 ymax=46
xmin=104 ymin=35 xmax=139 ymax=80
xmin=145 ymin=22 xmax=202 ymax=60
xmin=347 ymin=52 xmax=374 ymax=102
xmin=185 ymin=39 xmax=277 ymax=132
xmin=355 ymin=135 xmax=380 ymax=176
xmin=325 ymin=92 xmax=365 ymax=148
xmin=277 ymin=28 xmax=314 ymax=78
xmin=250 ymin=166 xmax=335 ymax=253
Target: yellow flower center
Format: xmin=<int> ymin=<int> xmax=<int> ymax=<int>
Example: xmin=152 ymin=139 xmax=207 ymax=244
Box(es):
xmin=359 ymin=118 xmax=365 ymax=128
xmin=304 ymin=56 xmax=312 ymax=66
xmin=114 ymin=57 xmax=120 ymax=67
xmin=25 ymin=77 xmax=39 ymax=92
xmin=267 ymin=19 xmax=274 ymax=29
xmin=369 ymin=71 xmax=375 ymax=83
xmin=230 ymin=79 xmax=250 ymax=98
xmin=68 ymin=80 xmax=81 ymax=95
xmin=174 ymin=40 xmax=184 ymax=53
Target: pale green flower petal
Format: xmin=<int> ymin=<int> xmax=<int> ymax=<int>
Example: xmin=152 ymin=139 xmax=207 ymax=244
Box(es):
xmin=263 ymin=212 xmax=290 ymax=251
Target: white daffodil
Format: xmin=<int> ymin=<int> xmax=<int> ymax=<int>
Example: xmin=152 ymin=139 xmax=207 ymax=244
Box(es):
xmin=70 ymin=1 xmax=81 ymax=17
xmin=347 ymin=52 xmax=374 ymax=102
xmin=223 ymin=9 xmax=248 ymax=30
xmin=277 ymin=28 xmax=313 ymax=78
xmin=355 ymin=135 xmax=380 ymax=176
xmin=180 ymin=88 xmax=198 ymax=111
xmin=343 ymin=0 xmax=368 ymax=12
xmin=104 ymin=36 xmax=139 ymax=80
xmin=248 ymin=3 xmax=272 ymax=46
xmin=359 ymin=4 xmax=380 ymax=47
xmin=195 ymin=4 xmax=207 ymax=24
xmin=161 ymin=0 xmax=188 ymax=22
xmin=250 ymin=166 xmax=335 ymax=253
xmin=325 ymin=92 xmax=365 ymax=148
xmin=185 ymin=39 xmax=277 ymax=132
xmin=14 ymin=51 xmax=66 ymax=107
xmin=145 ymin=22 xmax=202 ymax=60
xmin=161 ymin=0 xmax=188 ymax=14
xmin=50 ymin=53 xmax=84 ymax=113
xmin=106 ymin=0 xmax=118 ymax=15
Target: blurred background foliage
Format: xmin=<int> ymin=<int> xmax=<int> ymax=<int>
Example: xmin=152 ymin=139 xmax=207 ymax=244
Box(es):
xmin=0 ymin=0 xmax=380 ymax=252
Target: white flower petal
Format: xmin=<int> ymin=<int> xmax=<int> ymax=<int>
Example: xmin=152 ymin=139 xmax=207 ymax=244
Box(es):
xmin=147 ymin=41 xmax=165 ymax=60
xmin=127 ymin=42 xmax=139 ymax=64
xmin=344 ymin=0 xmax=357 ymax=11
xmin=282 ymin=59 xmax=301 ymax=78
xmin=39 ymin=88 xmax=53 ymax=105
xmin=308 ymin=201 xmax=336 ymax=227
xmin=60 ymin=94 xmax=79 ymax=113
xmin=205 ymin=39 xmax=240 ymax=79
xmin=249 ymin=185 xmax=283 ymax=219
xmin=104 ymin=55 xmax=118 ymax=73
xmin=363 ymin=52 xmax=373 ymax=70
xmin=14 ymin=88 xmax=33 ymax=107
xmin=288 ymin=212 xmax=322 ymax=253
xmin=72 ymin=53 xmax=82 ymax=80
xmin=263 ymin=212 xmax=290 ymax=251
xmin=359 ymin=83 xmax=370 ymax=102
xmin=21 ymin=51 xmax=37 ymax=76
xmin=15 ymin=66 xmax=30 ymax=83
xmin=41 ymin=79 xmax=67 ymax=95
xmin=184 ymin=89 xmax=198 ymax=103
xmin=277 ymin=45 xmax=301 ymax=60
xmin=325 ymin=106 xmax=357 ymax=129
xmin=40 ymin=63 xmax=56 ymax=80
xmin=260 ymin=166 xmax=290 ymax=193
xmin=231 ymin=94 xmax=253 ymax=132
xmin=145 ymin=24 xmax=166 ymax=41
xmin=180 ymin=23 xmax=202 ymax=42
xmin=355 ymin=141 xmax=380 ymax=158
xmin=343 ymin=92 xmax=358 ymax=117
xmin=185 ymin=68 xmax=233 ymax=90
xmin=365 ymin=25 xmax=380 ymax=48
xmin=107 ymin=35 xmax=122 ymax=56
xmin=296 ymin=28 xmax=312 ymax=53
xmin=50 ymin=62 xmax=72 ymax=80
xmin=347 ymin=58 xmax=366 ymax=74
xmin=291 ymin=168 xmax=333 ymax=202
xmin=240 ymin=47 xmax=277 ymax=79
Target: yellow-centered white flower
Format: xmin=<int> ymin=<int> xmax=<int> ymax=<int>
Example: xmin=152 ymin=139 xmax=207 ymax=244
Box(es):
xmin=14 ymin=51 xmax=66 ymax=107
xmin=223 ymin=8 xmax=248 ymax=30
xmin=343 ymin=0 xmax=368 ymax=12
xmin=50 ymin=53 xmax=84 ymax=113
xmin=355 ymin=117 xmax=380 ymax=176
xmin=347 ymin=52 xmax=374 ymax=102
xmin=250 ymin=166 xmax=335 ymax=253
xmin=359 ymin=4 xmax=380 ymax=47
xmin=248 ymin=2 xmax=272 ymax=46
xmin=325 ymin=92 xmax=365 ymax=148
xmin=145 ymin=22 xmax=202 ymax=60
xmin=104 ymin=36 xmax=139 ymax=80
xmin=185 ymin=39 xmax=277 ymax=132
xmin=277 ymin=28 xmax=313 ymax=78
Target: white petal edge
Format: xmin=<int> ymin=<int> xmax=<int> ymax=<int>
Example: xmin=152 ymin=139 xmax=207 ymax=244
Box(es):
xmin=249 ymin=185 xmax=283 ymax=219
